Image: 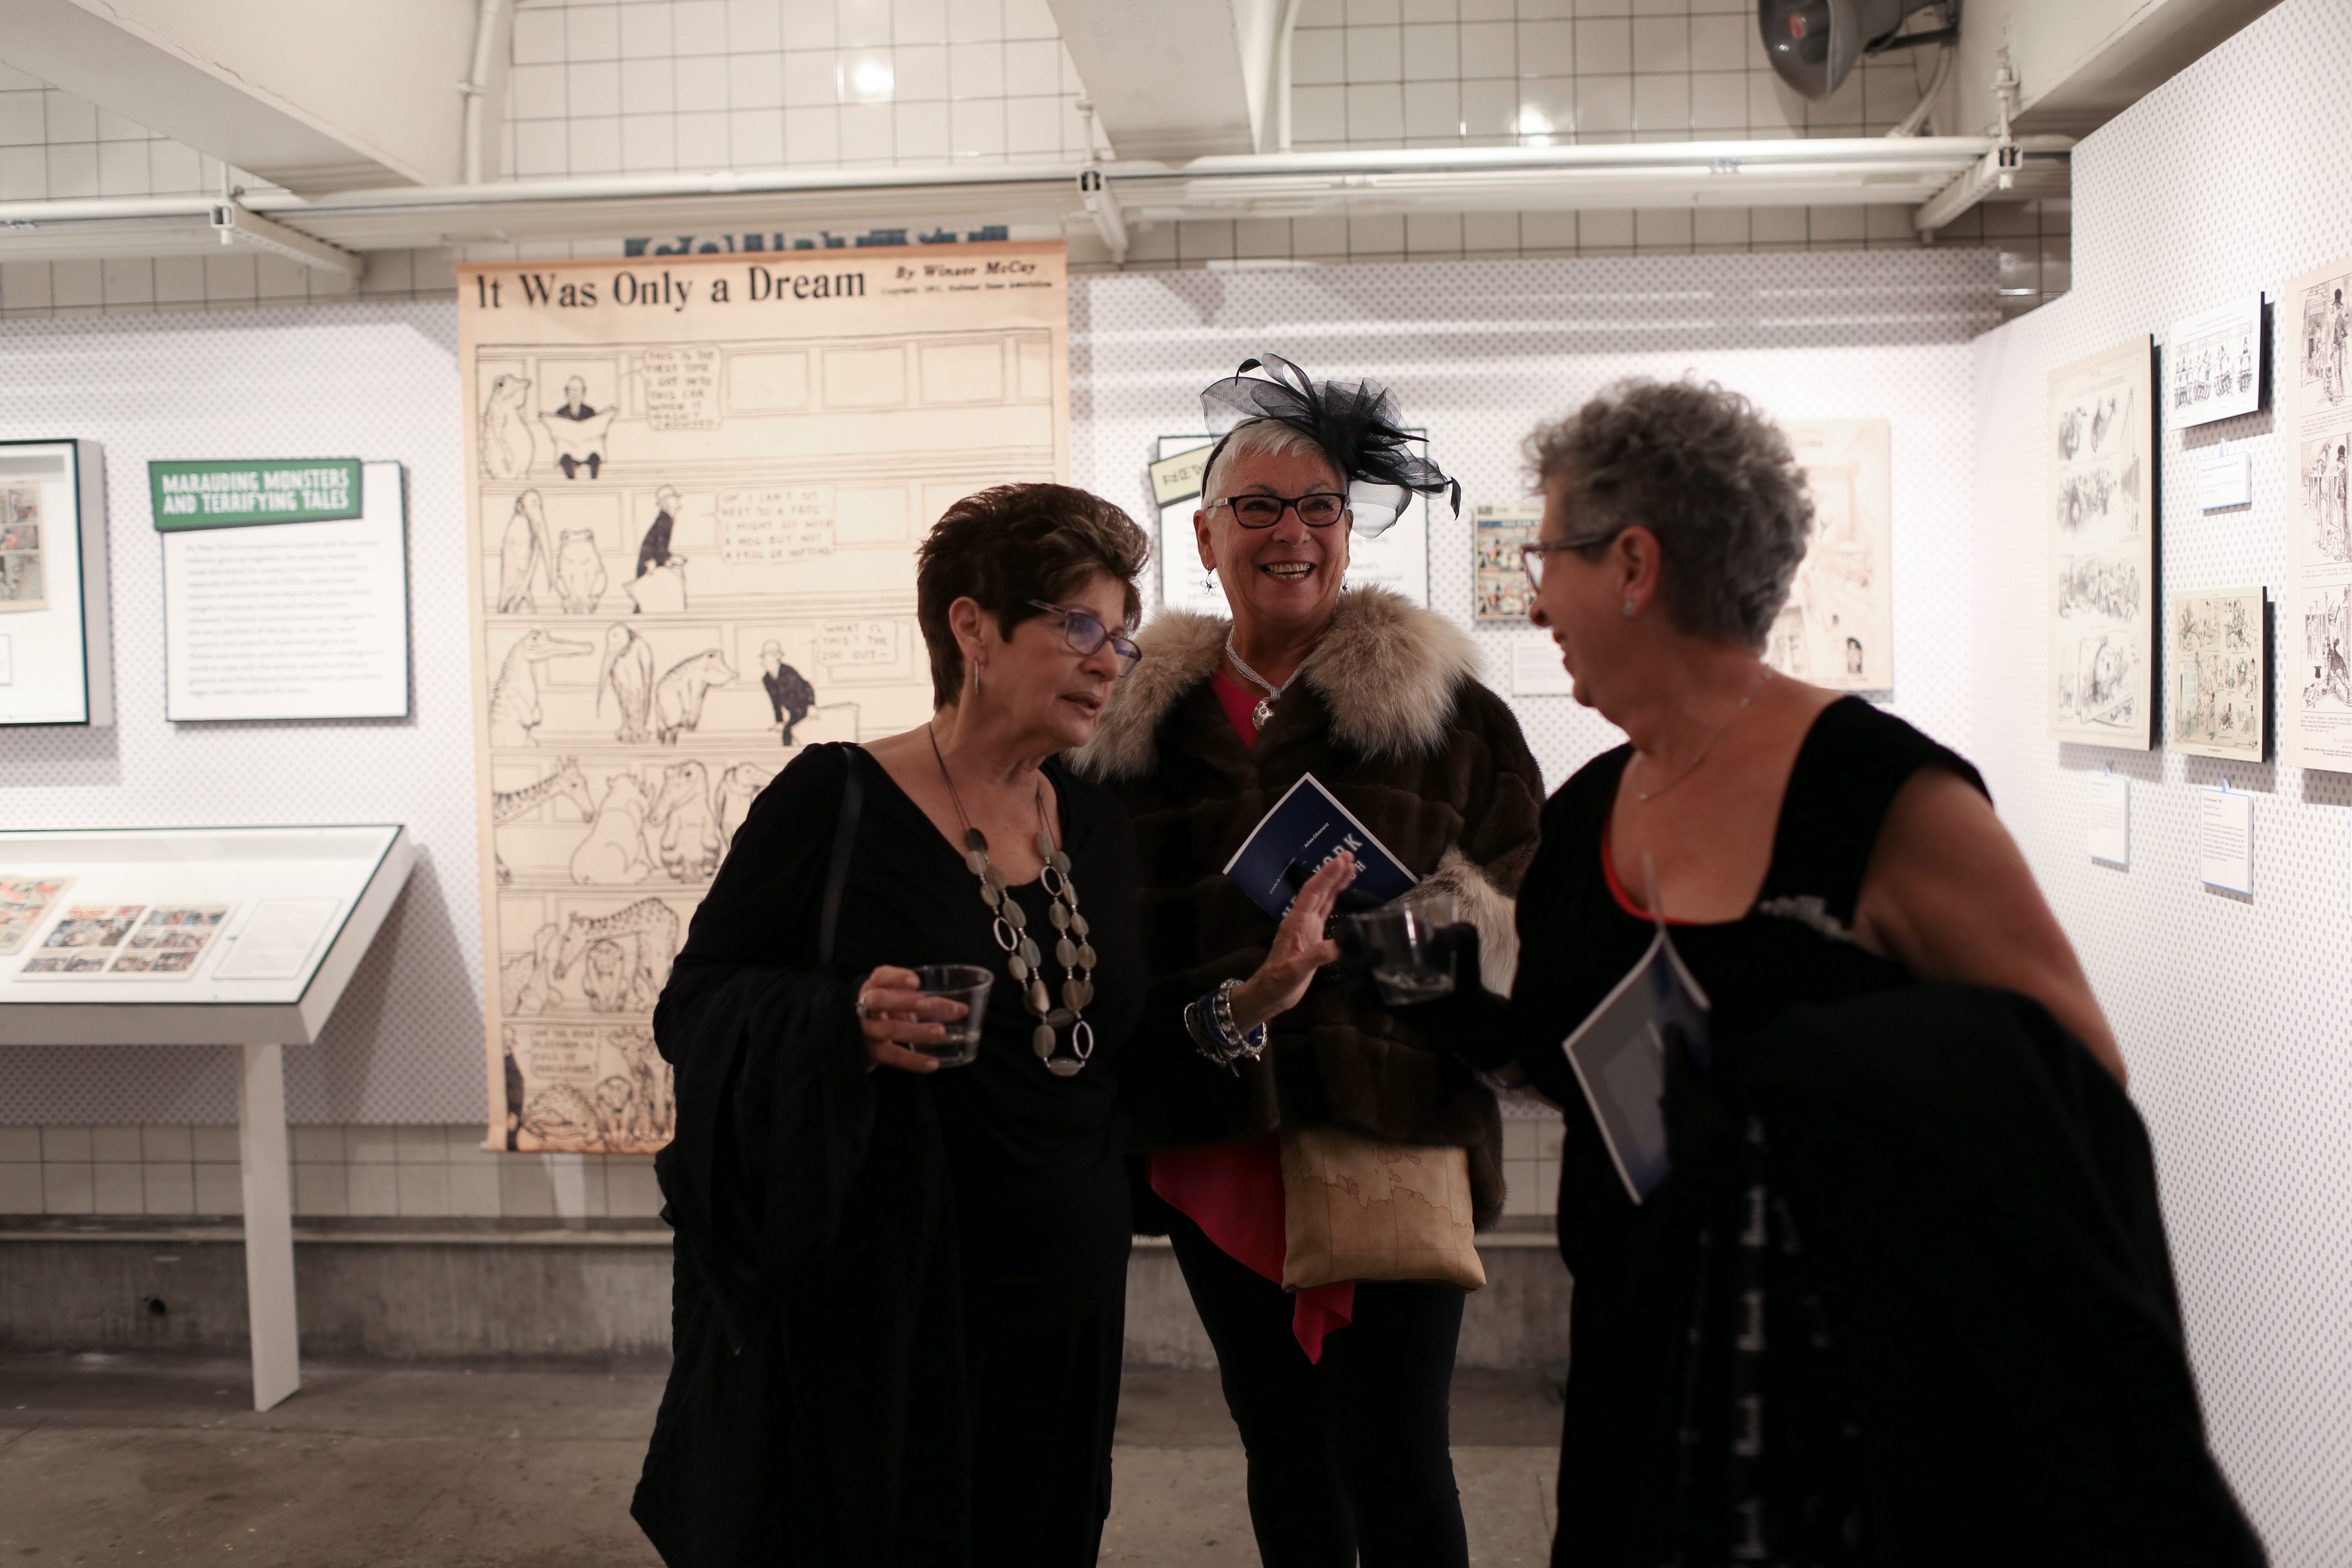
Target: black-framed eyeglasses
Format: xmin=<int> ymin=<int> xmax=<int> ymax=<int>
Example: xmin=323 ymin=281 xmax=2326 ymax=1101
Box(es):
xmin=1520 ymin=531 xmax=1621 ymax=589
xmin=1210 ymin=491 xmax=1350 ymax=529
xmin=1026 ymin=600 xmax=1143 ymax=677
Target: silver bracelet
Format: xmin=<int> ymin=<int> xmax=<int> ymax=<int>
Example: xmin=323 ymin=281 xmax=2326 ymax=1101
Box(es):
xmin=1184 ymin=979 xmax=1268 ymax=1073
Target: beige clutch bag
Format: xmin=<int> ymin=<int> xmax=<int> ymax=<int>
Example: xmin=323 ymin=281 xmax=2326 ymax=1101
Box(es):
xmin=1277 ymin=1125 xmax=1486 ymax=1292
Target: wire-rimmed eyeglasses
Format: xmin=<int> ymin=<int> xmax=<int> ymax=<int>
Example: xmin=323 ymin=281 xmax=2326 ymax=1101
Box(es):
xmin=1520 ymin=531 xmax=1621 ymax=590
xmin=1026 ymin=599 xmax=1143 ymax=677
xmin=1209 ymin=492 xmax=1350 ymax=529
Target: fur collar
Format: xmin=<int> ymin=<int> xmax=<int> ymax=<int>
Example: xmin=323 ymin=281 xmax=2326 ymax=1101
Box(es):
xmin=1074 ymin=586 xmax=1480 ymax=781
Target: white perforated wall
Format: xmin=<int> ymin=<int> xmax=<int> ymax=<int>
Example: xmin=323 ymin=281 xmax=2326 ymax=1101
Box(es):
xmin=1070 ymin=249 xmax=1994 ymax=793
xmin=0 ymin=247 xmax=1987 ymax=1129
xmin=0 ymin=304 xmax=484 ymax=1125
xmin=1966 ymin=4 xmax=2352 ymax=1559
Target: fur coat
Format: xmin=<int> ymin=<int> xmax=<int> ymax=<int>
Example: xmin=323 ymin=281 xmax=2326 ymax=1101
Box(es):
xmin=1073 ymin=586 xmax=1546 ymax=1226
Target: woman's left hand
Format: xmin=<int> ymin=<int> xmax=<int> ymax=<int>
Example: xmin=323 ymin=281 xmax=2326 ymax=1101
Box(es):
xmin=1229 ymin=852 xmax=1358 ymax=1032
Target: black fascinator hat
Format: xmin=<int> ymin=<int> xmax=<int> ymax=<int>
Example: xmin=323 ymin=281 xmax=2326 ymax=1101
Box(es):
xmin=1200 ymin=354 xmax=1460 ymax=538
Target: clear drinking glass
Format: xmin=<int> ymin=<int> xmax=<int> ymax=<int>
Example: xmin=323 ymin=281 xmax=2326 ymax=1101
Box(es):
xmin=912 ymin=963 xmax=993 ymax=1067
xmin=1343 ymin=894 xmax=1460 ymax=1006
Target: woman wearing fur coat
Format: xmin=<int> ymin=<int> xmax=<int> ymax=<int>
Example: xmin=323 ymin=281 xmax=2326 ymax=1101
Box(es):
xmin=1074 ymin=357 xmax=1544 ymax=1568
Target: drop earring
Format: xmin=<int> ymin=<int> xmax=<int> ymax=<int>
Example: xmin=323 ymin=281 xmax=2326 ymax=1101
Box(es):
xmin=1622 ymin=599 xmax=1636 ymax=618
xmin=971 ymin=658 xmax=983 ymax=696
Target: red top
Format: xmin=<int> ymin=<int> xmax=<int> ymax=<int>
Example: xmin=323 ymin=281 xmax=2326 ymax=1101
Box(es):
xmin=1600 ymin=824 xmax=1695 ymax=926
xmin=1148 ymin=668 xmax=1357 ymax=1361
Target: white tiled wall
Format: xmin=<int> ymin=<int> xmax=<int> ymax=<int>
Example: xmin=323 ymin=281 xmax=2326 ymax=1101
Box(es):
xmin=0 ymin=0 xmax=2069 ymax=317
xmin=0 ymin=1125 xmax=662 ymax=1222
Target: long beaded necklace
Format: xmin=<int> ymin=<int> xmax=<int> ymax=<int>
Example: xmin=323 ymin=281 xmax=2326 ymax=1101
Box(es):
xmin=1225 ymin=634 xmax=1309 ymax=731
xmin=928 ymin=724 xmax=1097 ymax=1077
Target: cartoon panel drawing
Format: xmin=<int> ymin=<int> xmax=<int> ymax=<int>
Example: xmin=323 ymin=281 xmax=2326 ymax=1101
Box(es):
xmin=2171 ymin=588 xmax=2266 ymax=761
xmin=2048 ymin=339 xmax=2155 ymax=748
xmin=462 ymin=244 xmax=1070 ymax=1152
xmin=1766 ymin=419 xmax=1893 ymax=692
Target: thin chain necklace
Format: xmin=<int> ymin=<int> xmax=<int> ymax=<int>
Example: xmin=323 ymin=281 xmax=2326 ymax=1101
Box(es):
xmin=927 ymin=725 xmax=1096 ymax=1077
xmin=1628 ymin=666 xmax=1775 ymax=804
xmin=1225 ymin=635 xmax=1310 ymax=731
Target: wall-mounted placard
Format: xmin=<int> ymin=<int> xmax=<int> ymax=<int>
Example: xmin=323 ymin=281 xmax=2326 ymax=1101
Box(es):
xmin=2086 ymin=771 xmax=2129 ymax=866
xmin=0 ymin=437 xmax=112 ymax=728
xmin=149 ymin=458 xmax=363 ymax=530
xmin=2198 ymin=786 xmax=2253 ymax=894
xmin=161 ymin=460 xmax=410 ymax=722
xmin=2165 ymin=296 xmax=2263 ymax=430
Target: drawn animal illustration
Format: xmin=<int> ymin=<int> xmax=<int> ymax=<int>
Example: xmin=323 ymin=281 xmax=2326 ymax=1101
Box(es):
xmin=611 ymin=1026 xmax=674 ymax=1144
xmin=652 ymin=649 xmax=736 ymax=745
xmin=490 ymin=757 xmax=595 ymax=883
xmin=554 ymin=529 xmax=607 ymax=614
xmin=580 ymin=938 xmax=632 ymax=1012
xmin=500 ymin=923 xmax=560 ymax=1016
xmin=715 ymin=763 xmax=773 ymax=854
xmin=497 ymin=490 xmax=554 ymax=612
xmin=626 ymin=556 xmax=689 ymax=614
xmin=571 ymin=772 xmax=656 ymax=885
xmin=552 ymin=898 xmax=680 ymax=1011
xmin=480 ymin=374 xmax=534 ymax=480
xmin=521 ymin=1082 xmax=606 ymax=1149
xmin=649 ymin=760 xmax=724 ymax=882
xmin=595 ymin=624 xmax=655 ymax=744
xmin=488 ymin=629 xmax=592 ymax=746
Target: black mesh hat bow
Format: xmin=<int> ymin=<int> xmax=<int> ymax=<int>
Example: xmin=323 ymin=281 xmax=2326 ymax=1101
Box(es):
xmin=1200 ymin=354 xmax=1460 ymax=538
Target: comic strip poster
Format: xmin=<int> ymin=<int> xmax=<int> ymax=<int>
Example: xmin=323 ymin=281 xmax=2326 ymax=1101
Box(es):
xmin=1473 ymin=504 xmax=1540 ymax=623
xmin=2048 ymin=339 xmax=2155 ymax=748
xmin=2169 ymin=587 xmax=2266 ymax=761
xmin=459 ymin=243 xmax=1069 ymax=1152
xmin=1767 ymin=419 xmax=1892 ymax=692
xmin=2284 ymin=257 xmax=2352 ymax=771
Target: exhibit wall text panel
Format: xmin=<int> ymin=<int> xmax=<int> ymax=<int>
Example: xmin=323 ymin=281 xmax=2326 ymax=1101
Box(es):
xmin=458 ymin=244 xmax=1070 ymax=1155
xmin=1968 ymin=2 xmax=2352 ymax=1558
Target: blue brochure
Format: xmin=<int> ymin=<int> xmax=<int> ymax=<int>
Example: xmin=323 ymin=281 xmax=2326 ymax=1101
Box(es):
xmin=1559 ymin=922 xmax=1712 ymax=1204
xmin=1222 ymin=772 xmax=1419 ymax=920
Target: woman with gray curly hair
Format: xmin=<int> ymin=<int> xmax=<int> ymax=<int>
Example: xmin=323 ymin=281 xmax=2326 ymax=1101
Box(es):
xmin=1407 ymin=380 xmax=2261 ymax=1565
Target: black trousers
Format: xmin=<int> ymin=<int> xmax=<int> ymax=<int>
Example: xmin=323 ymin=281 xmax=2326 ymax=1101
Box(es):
xmin=965 ymin=1256 xmax=1127 ymax=1568
xmin=1167 ymin=1209 xmax=1470 ymax=1568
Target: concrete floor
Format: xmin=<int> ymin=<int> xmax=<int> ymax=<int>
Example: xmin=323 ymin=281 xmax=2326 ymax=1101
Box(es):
xmin=0 ymin=1353 xmax=1562 ymax=1566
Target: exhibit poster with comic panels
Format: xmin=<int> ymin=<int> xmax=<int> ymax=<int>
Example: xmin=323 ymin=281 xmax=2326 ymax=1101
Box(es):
xmin=459 ymin=243 xmax=1069 ymax=1154
xmin=2283 ymin=257 xmax=2352 ymax=771
xmin=2048 ymin=339 xmax=2155 ymax=748
xmin=2169 ymin=586 xmax=2266 ymax=761
xmin=1766 ymin=418 xmax=1892 ymax=692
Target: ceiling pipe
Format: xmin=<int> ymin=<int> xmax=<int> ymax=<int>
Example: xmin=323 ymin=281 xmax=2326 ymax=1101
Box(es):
xmin=460 ymin=0 xmax=512 ymax=185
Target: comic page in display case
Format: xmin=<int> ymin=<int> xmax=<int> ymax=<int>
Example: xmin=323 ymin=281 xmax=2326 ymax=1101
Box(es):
xmin=459 ymin=244 xmax=1069 ymax=1153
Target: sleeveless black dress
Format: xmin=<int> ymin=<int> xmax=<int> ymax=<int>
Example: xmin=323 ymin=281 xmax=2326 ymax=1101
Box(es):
xmin=1507 ymin=697 xmax=1984 ymax=1564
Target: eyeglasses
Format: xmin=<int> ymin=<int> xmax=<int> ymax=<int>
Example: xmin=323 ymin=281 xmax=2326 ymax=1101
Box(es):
xmin=1520 ymin=532 xmax=1621 ymax=590
xmin=1211 ymin=492 xmax=1350 ymax=529
xmin=1026 ymin=600 xmax=1143 ymax=677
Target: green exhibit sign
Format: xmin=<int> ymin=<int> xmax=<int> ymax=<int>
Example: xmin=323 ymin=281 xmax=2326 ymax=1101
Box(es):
xmin=149 ymin=458 xmax=363 ymax=530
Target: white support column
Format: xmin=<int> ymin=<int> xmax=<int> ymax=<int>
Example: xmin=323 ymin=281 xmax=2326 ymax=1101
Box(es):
xmin=237 ymin=1042 xmax=301 ymax=1412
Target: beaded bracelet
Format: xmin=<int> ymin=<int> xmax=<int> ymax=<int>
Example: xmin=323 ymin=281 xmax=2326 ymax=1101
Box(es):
xmin=1184 ymin=978 xmax=1268 ymax=1073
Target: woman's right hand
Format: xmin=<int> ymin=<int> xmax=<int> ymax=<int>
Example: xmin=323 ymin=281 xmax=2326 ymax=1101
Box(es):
xmin=1229 ymin=853 xmax=1358 ymax=1033
xmin=855 ymin=964 xmax=961 ymax=1074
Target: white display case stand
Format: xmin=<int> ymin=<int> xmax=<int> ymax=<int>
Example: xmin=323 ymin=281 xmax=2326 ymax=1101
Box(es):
xmin=0 ymin=825 xmax=417 ymax=1410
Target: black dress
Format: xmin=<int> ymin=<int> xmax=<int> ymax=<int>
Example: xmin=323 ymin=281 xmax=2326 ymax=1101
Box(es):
xmin=1502 ymin=699 xmax=2263 ymax=1566
xmin=632 ymin=742 xmax=1141 ymax=1568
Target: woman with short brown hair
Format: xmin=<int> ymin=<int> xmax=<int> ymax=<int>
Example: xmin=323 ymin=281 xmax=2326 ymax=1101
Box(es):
xmin=634 ymin=483 xmax=1155 ymax=1567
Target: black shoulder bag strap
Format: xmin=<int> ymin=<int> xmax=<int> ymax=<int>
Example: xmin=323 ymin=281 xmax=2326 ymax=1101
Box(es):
xmin=818 ymin=748 xmax=862 ymax=966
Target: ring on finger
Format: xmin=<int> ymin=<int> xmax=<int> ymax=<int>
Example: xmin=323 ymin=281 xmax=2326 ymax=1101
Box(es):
xmin=854 ymin=992 xmax=879 ymax=1020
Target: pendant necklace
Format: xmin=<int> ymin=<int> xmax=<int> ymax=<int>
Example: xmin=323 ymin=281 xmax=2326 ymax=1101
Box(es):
xmin=1629 ymin=666 xmax=1775 ymax=804
xmin=1225 ymin=635 xmax=1308 ymax=731
xmin=928 ymin=725 xmax=1096 ymax=1077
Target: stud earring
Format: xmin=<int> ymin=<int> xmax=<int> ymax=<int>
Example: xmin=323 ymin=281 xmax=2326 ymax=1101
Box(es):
xmin=1622 ymin=599 xmax=1636 ymax=618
